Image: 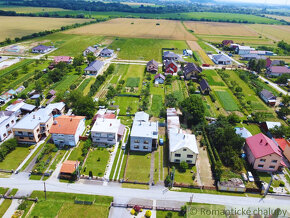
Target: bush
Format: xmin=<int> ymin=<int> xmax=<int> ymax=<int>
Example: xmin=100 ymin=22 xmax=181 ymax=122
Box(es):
xmin=130 ymin=209 xmax=135 ymax=215
xmin=145 ymin=210 xmax=152 ymax=218
xmin=0 ymin=139 xmax=18 ymax=162
xmin=165 ymin=212 xmax=173 ymax=218
xmin=180 ymin=161 xmax=188 ymax=172
xmin=279 ymin=181 xmax=285 ymax=187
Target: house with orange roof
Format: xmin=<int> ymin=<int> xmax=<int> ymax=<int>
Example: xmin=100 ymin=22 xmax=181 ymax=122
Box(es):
xmin=245 ymin=133 xmax=285 ymax=172
xmin=59 ymin=160 xmax=80 ymax=180
xmin=50 ymin=115 xmax=86 ymax=147
xmin=274 ymin=138 xmax=290 ymax=162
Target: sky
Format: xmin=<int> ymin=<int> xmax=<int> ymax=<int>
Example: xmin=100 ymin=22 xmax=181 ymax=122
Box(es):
xmin=216 ymin=0 xmax=288 ymax=5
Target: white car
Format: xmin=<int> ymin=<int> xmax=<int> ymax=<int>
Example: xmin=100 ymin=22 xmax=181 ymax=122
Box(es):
xmin=247 ymin=171 xmax=254 ymax=182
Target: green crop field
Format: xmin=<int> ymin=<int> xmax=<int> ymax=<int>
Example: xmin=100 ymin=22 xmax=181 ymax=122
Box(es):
xmin=26 ymin=191 xmax=112 ymax=218
xmin=34 ymin=33 xmax=104 ymax=57
xmin=53 ymin=75 xmax=80 ymax=92
xmin=204 ymin=69 xmax=225 ymax=86
xmin=82 ymin=148 xmax=110 ymax=177
xmin=36 ymin=10 xmax=282 ymax=24
xmin=126 ymin=77 xmax=140 ymax=87
xmin=0 ymin=5 xmax=68 ymax=13
xmin=151 ymin=94 xmax=163 ymax=116
xmin=215 ymin=90 xmax=239 ymax=111
xmin=0 ymin=147 xmax=30 ymax=170
xmin=110 ymin=38 xmax=188 ymax=61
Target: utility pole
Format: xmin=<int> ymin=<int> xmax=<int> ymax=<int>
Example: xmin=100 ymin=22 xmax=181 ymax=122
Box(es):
xmin=44 ymin=182 xmax=47 ymax=200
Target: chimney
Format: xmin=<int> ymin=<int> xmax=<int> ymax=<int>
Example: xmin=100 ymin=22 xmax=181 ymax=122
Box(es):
xmin=70 ymin=117 xmax=72 ymax=121
xmin=110 ymin=123 xmax=112 ymax=126
xmin=265 ymin=142 xmax=268 ymax=146
xmin=260 ymin=139 xmax=263 ymax=143
xmin=33 ymin=115 xmax=35 ymax=119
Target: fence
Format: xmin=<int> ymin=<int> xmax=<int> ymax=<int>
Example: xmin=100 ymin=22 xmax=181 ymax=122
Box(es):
xmin=173 ymin=182 xmax=216 ymax=190
xmin=120 ymin=180 xmax=149 ymax=185
xmin=74 ymin=200 xmax=94 ymax=205
xmin=111 ymin=202 xmax=181 ymax=212
xmin=0 ymin=169 xmax=13 ymax=173
xmin=0 ymin=195 xmax=38 ymax=202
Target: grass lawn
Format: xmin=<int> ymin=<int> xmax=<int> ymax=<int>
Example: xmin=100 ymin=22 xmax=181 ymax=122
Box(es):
xmin=110 ymin=38 xmax=188 ymax=62
xmin=125 ymin=151 xmax=151 ymax=183
xmin=53 ymin=75 xmax=80 ymax=92
xmin=197 ymin=41 xmax=217 ymax=54
xmin=126 ymin=77 xmax=140 ymax=87
xmin=83 ymin=77 xmax=96 ymax=95
xmin=151 ymin=94 xmax=163 ymax=117
xmin=113 ymin=96 xmax=140 ymax=115
xmin=36 ymin=33 xmax=105 ymax=57
xmin=0 ymin=147 xmax=30 ymax=170
xmin=215 ymin=90 xmax=239 ymax=111
xmin=122 ymin=183 xmax=149 ymax=190
xmin=157 ymin=210 xmax=181 ymax=218
xmin=109 ymin=145 xmax=122 ymax=180
xmin=49 ymin=150 xmax=67 ymax=170
xmin=173 ymin=164 xmax=197 ymax=185
xmin=68 ymin=142 xmax=85 ymax=161
xmin=82 ymin=147 xmax=110 ymax=177
xmin=26 ymin=191 xmax=112 ymax=218
xmin=0 ymin=187 xmax=8 ymax=195
xmin=0 ymin=199 xmax=12 ymax=217
xmin=110 ymin=75 xmax=120 ymax=84
xmin=204 ymin=69 xmax=225 ymax=86
xmin=187 ymin=203 xmax=225 ymax=218
xmin=236 ymin=123 xmax=261 ymax=135
xmin=76 ymin=77 xmax=91 ymax=93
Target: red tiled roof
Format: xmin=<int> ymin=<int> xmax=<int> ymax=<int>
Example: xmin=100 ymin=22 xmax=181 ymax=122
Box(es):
xmin=104 ymin=114 xmax=116 ymax=119
xmin=274 ymin=138 xmax=290 ymax=151
xmin=246 ymin=133 xmax=282 ymax=158
xmin=50 ymin=115 xmax=85 ymax=135
xmin=270 ymin=66 xmax=290 ymax=74
xmin=60 ymin=160 xmax=79 ymax=174
xmin=54 ymin=56 xmax=72 ymax=64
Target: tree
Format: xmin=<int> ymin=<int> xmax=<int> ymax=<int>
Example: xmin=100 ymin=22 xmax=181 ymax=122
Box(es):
xmin=180 ymin=95 xmax=205 ymax=126
xmin=270 ymin=125 xmax=290 ymax=138
xmin=165 ymin=94 xmax=177 ymax=108
xmin=281 ymin=95 xmax=290 ymax=106
xmin=180 ymin=161 xmax=188 ymax=172
xmin=227 ymin=113 xmax=240 ymax=124
xmin=73 ymin=55 xmax=84 ymax=67
xmin=145 ymin=210 xmax=151 ymax=218
xmin=86 ymin=52 xmax=96 ymax=63
xmin=276 ymin=74 xmax=290 ymax=84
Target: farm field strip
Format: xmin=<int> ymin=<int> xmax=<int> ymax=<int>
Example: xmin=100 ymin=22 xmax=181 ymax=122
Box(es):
xmin=65 ymin=18 xmax=196 ymax=41
xmin=214 ymin=89 xmax=240 ymax=111
xmin=199 ymin=35 xmax=274 ymax=45
xmin=0 ymin=6 xmax=69 ymax=13
xmin=0 ymin=16 xmax=93 ymax=42
xmin=184 ymin=21 xmax=259 ymax=36
xmin=204 ymin=69 xmax=225 ymax=86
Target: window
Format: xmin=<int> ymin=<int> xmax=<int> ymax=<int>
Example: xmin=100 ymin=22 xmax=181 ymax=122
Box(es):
xmin=18 ymin=131 xmax=23 ymax=135
xmin=271 ymin=160 xmax=278 ymax=163
xmin=3 ymin=133 xmax=7 ymax=138
xmin=108 ymin=139 xmax=113 ymax=141
xmin=269 ymin=166 xmax=275 ymax=169
xmin=187 ymin=155 xmax=193 ymax=158
xmin=6 ymin=123 xmax=10 ymax=128
xmin=95 ymin=133 xmax=101 ymax=137
xmin=11 ymin=120 xmax=14 ymax=124
xmin=175 ymin=153 xmax=181 ymax=157
xmin=134 ymin=145 xmax=139 ymax=149
xmin=258 ymin=164 xmax=264 ymax=168
xmin=175 ymin=159 xmax=180 ymax=163
xmin=19 ymin=137 xmax=24 ymax=139
xmin=183 ymin=148 xmax=187 ymax=151
xmin=186 ymin=160 xmax=192 ymax=164
xmin=134 ymin=140 xmax=140 ymax=143
xmin=108 ymin=134 xmax=114 ymax=138
xmin=143 ymin=146 xmax=148 ymax=149
xmin=144 ymin=140 xmax=149 ymax=144
xmin=36 ymin=129 xmax=40 ymax=132
xmin=29 ymin=137 xmax=34 ymax=140
xmin=260 ymin=159 xmax=266 ymax=162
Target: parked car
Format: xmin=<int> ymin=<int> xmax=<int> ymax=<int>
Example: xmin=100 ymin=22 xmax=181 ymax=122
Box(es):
xmin=247 ymin=171 xmax=254 ymax=182
xmin=85 ymin=130 xmax=91 ymax=137
xmin=241 ymin=173 xmax=248 ymax=181
xmin=264 ymin=81 xmax=269 ymax=84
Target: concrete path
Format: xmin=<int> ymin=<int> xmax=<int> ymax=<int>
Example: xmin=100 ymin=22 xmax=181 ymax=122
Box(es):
xmin=112 ymin=148 xmax=123 ymax=180
xmin=116 ymin=151 xmax=125 ymax=180
xmin=104 ymin=143 xmax=119 ymax=183
xmin=16 ymin=138 xmax=47 ymax=172
xmin=47 ymin=150 xmax=69 ymax=183
xmin=2 ymin=189 xmax=32 ymax=218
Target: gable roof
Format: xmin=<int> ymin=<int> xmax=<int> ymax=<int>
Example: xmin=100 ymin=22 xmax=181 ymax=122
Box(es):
xmin=60 ymin=160 xmax=79 ymax=174
xmin=222 ymin=40 xmax=233 ymax=45
xmin=84 ymin=60 xmax=104 ymax=72
xmin=101 ymin=48 xmax=114 ymax=54
xmin=147 ymin=59 xmax=158 ymax=68
xmin=265 ymin=121 xmax=281 ymax=130
xmin=154 ymin=73 xmax=165 ymax=80
xmin=50 ymin=115 xmax=85 ymax=135
xmin=164 ymin=60 xmax=178 ymax=68
xmin=199 ymin=79 xmax=210 ymax=91
xmin=0 ymin=111 xmax=15 ymax=125
xmin=246 ymin=133 xmax=282 ymax=159
xmin=168 ymin=128 xmax=198 ymax=154
xmin=54 ymin=56 xmax=71 ymax=63
xmin=269 ymin=66 xmax=290 ymax=74
xmin=260 ymin=89 xmax=275 ymax=100
xmin=212 ymin=54 xmax=231 ymax=62
xmin=274 ymin=138 xmax=290 ymax=151
xmin=85 ymin=46 xmax=96 ymax=53
xmin=134 ymin=111 xmax=149 ymax=122
xmin=32 ymin=45 xmax=50 ymax=51
xmin=164 ymin=51 xmax=179 ymax=58
xmin=183 ymin=62 xmax=202 ymax=75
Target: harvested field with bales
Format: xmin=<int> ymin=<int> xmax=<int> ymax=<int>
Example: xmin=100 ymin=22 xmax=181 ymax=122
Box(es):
xmin=184 ymin=21 xmax=258 ymax=36
xmin=247 ymin=24 xmax=290 ymax=43
xmin=0 ymin=16 xmax=92 ymax=42
xmin=65 ymin=18 xmax=196 ymax=40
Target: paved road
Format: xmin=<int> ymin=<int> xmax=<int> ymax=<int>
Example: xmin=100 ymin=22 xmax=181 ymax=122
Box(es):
xmin=258 ymin=75 xmax=288 ymax=95
xmin=0 ymin=178 xmax=290 ymax=210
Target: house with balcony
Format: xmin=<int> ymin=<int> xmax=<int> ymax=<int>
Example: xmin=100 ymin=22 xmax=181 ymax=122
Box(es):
xmin=0 ymin=111 xmax=17 ymax=142
xmin=50 ymin=115 xmax=86 ymax=147
xmin=91 ymin=117 xmax=125 ymax=146
xmin=130 ymin=112 xmax=158 ymax=152
xmin=244 ymin=133 xmax=285 ymax=172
